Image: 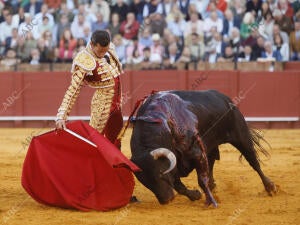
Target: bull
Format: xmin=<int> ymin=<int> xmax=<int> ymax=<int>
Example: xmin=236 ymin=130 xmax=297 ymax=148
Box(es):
xmin=130 ymin=90 xmax=277 ymax=207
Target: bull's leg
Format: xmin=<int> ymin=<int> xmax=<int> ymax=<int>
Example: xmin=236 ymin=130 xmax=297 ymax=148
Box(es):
xmin=231 ymin=142 xmax=277 ymax=196
xmin=194 ymin=155 xmax=218 ymax=207
xmin=207 ymin=147 xmax=220 ymax=190
xmin=174 ymin=176 xmax=201 ymax=201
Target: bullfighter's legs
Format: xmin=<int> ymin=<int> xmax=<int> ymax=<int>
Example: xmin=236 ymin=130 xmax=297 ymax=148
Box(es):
xmin=194 ymin=156 xmax=218 ymax=207
xmin=207 ymin=147 xmax=220 ymax=190
xmin=174 ymin=176 xmax=201 ymax=201
xmin=231 ymin=141 xmax=277 ymax=196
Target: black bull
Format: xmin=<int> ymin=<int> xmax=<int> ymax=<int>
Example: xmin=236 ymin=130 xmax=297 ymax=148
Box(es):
xmin=130 ymin=90 xmax=277 ymax=206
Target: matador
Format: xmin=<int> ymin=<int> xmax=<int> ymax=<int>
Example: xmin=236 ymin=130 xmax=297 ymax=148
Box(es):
xmin=55 ymin=30 xmax=123 ymax=148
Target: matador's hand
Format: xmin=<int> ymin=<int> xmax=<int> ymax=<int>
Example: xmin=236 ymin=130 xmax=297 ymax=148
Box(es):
xmin=56 ymin=119 xmax=66 ymax=130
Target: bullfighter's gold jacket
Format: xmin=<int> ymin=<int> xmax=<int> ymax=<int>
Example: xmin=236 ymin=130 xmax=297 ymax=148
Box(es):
xmin=56 ymin=43 xmax=122 ymax=132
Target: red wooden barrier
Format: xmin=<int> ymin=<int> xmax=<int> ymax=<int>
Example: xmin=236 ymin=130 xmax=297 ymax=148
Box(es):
xmin=0 ymin=70 xmax=299 ymax=128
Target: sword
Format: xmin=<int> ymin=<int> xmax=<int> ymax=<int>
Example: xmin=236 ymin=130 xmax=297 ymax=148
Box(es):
xmin=65 ymin=128 xmax=97 ymax=148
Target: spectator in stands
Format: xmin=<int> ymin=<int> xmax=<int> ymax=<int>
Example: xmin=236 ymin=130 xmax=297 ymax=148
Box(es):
xmin=165 ymin=42 xmax=181 ymax=64
xmin=5 ymin=28 xmax=18 ymax=53
xmin=177 ymin=0 xmax=191 ymax=20
xmin=190 ymin=0 xmax=210 ymax=17
xmin=37 ymin=16 xmax=53 ymax=36
xmin=212 ymin=0 xmax=228 ymax=13
xmin=187 ymin=32 xmax=205 ymax=62
xmin=252 ymin=35 xmax=265 ymax=60
xmin=261 ymin=41 xmax=282 ymax=61
xmin=261 ymin=1 xmax=272 ymax=18
xmin=0 ymin=7 xmax=10 ymax=24
xmin=57 ymin=28 xmax=77 ymax=62
xmin=0 ymin=48 xmax=20 ymax=67
xmin=140 ymin=47 xmax=153 ymax=69
xmin=149 ymin=13 xmax=167 ymax=37
xmin=29 ymin=48 xmax=40 ymax=65
xmin=184 ymin=11 xmax=204 ymax=37
xmin=265 ymin=0 xmax=277 ymax=11
xmin=203 ymin=11 xmax=223 ymax=34
xmin=119 ymin=12 xmax=140 ymax=41
xmin=126 ymin=36 xmax=144 ymax=64
xmin=272 ymin=8 xmax=293 ymax=35
xmin=138 ymin=27 xmax=153 ymax=47
xmin=92 ymin=13 xmax=108 ymax=32
xmin=82 ymin=26 xmax=92 ymax=44
xmin=0 ymin=13 xmax=17 ymax=48
xmin=70 ymin=13 xmax=91 ymax=39
xmin=218 ymin=45 xmax=235 ymax=62
xmin=240 ymin=12 xmax=256 ymax=40
xmin=54 ymin=2 xmax=74 ymax=23
xmin=35 ymin=4 xmax=55 ymax=29
xmin=291 ymin=0 xmax=300 ymax=14
xmin=18 ymin=13 xmax=40 ymax=40
xmin=37 ymin=34 xmax=55 ymax=63
xmin=272 ymin=24 xmax=289 ymax=44
xmin=157 ymin=0 xmax=174 ymax=17
xmin=262 ymin=10 xmax=274 ymax=41
xmin=43 ymin=30 xmax=56 ymax=49
xmin=228 ymin=0 xmax=246 ymax=22
xmin=203 ymin=41 xmax=220 ymax=63
xmin=289 ymin=20 xmax=300 ymax=61
xmin=238 ymin=45 xmax=256 ymax=61
xmin=44 ymin=0 xmax=62 ymax=13
xmin=91 ymin=0 xmax=110 ymax=24
xmin=150 ymin=33 xmax=164 ymax=64
xmin=12 ymin=7 xmax=26 ymax=26
xmin=202 ymin=1 xmax=224 ymax=19
xmin=222 ymin=8 xmax=241 ymax=37
xmin=53 ymin=13 xmax=70 ymax=45
xmin=21 ymin=31 xmax=38 ymax=62
xmin=242 ymin=26 xmax=260 ymax=47
xmin=111 ymin=0 xmax=129 ymax=23
xmin=176 ymin=46 xmax=191 ymax=69
xmin=246 ymin=0 xmax=262 ymax=15
xmin=277 ymin=0 xmax=294 ymax=19
xmin=163 ymin=29 xmax=185 ymax=60
xmin=228 ymin=27 xmax=241 ymax=54
xmin=24 ymin=0 xmax=42 ymax=17
xmin=75 ymin=38 xmax=87 ymax=53
xmin=128 ymin=0 xmax=145 ymax=24
xmin=112 ymin=34 xmax=127 ymax=64
xmin=72 ymin=4 xmax=96 ymax=25
xmin=167 ymin=11 xmax=186 ymax=38
xmin=143 ymin=0 xmax=160 ymax=18
xmin=273 ymin=33 xmax=289 ymax=61
xmin=185 ymin=3 xmax=202 ymax=21
xmin=107 ymin=13 xmax=121 ymax=39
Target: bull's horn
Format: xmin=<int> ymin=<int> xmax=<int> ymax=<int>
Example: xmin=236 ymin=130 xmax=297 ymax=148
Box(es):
xmin=150 ymin=148 xmax=177 ymax=174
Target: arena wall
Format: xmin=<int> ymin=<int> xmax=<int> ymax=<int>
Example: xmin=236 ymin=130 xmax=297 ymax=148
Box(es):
xmin=0 ymin=70 xmax=299 ymax=128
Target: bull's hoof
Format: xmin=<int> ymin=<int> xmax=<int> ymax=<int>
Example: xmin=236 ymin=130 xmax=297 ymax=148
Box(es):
xmin=265 ymin=181 xmax=279 ymax=196
xmin=204 ymin=199 xmax=218 ymax=208
xmin=187 ymin=189 xmax=201 ymax=201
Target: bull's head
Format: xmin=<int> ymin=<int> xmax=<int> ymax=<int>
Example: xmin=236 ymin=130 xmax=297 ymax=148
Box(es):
xmin=132 ymin=148 xmax=177 ymax=204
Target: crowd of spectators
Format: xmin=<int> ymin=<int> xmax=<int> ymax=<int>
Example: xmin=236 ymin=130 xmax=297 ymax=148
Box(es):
xmin=0 ymin=0 xmax=300 ymax=70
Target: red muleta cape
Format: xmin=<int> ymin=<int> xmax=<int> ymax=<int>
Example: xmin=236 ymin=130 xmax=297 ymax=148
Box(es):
xmin=21 ymin=121 xmax=140 ymax=211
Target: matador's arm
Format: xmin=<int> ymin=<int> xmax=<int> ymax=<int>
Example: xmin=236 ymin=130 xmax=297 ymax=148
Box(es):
xmin=56 ymin=67 xmax=86 ymax=120
xmin=56 ymin=50 xmax=96 ymax=121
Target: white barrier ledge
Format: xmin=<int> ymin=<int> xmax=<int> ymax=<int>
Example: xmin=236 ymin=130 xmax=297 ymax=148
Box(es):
xmin=0 ymin=116 xmax=298 ymax=122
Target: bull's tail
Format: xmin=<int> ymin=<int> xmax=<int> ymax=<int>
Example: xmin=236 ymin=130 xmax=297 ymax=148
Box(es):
xmin=239 ymin=128 xmax=271 ymax=163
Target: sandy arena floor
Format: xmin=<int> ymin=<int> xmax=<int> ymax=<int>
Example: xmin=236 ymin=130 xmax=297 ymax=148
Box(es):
xmin=0 ymin=128 xmax=299 ymax=225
